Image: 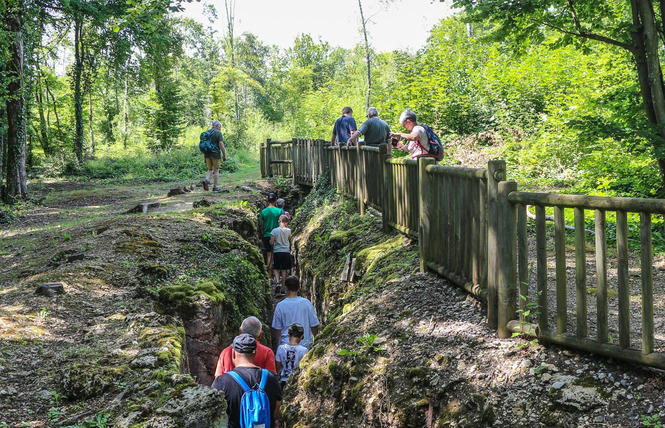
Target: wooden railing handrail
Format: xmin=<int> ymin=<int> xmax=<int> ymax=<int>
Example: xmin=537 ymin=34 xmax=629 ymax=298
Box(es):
xmin=426 ymin=164 xmax=487 ymax=179
xmin=509 ymin=191 xmax=665 ymax=214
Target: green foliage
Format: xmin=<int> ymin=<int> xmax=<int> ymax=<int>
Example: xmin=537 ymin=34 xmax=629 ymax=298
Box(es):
xmin=41 ymin=147 xmax=240 ymax=182
xmin=642 ymin=413 xmax=663 ymax=428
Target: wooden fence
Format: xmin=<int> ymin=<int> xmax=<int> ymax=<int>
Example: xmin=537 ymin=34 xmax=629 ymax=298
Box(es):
xmin=263 ymin=138 xmax=665 ymax=371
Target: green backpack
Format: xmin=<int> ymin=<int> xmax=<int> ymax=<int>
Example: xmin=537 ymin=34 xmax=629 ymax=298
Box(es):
xmin=199 ymin=130 xmax=217 ymax=153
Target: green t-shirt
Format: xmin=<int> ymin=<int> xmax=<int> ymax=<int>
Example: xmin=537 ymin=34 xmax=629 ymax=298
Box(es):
xmin=206 ymin=129 xmax=224 ymax=160
xmin=259 ymin=206 xmax=283 ymax=237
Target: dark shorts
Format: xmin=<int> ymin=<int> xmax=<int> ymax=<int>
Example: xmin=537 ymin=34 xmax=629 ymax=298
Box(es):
xmin=273 ymin=252 xmax=292 ymax=270
xmin=262 ymin=236 xmax=273 ymax=253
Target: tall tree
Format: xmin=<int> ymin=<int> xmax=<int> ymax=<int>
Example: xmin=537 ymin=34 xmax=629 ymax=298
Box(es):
xmin=452 ymin=0 xmax=665 ymax=192
xmin=357 ymin=0 xmax=371 ymax=109
xmin=3 ymin=0 xmax=28 ymax=201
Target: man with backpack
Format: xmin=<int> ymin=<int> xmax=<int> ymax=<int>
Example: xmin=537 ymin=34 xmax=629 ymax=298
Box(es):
xmin=200 ymin=120 xmax=227 ymax=192
xmin=212 ymin=334 xmax=282 ymax=428
xmin=391 ymin=109 xmax=444 ymax=161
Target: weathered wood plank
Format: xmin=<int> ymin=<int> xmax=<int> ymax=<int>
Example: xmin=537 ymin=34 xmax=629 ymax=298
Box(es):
xmin=518 ymin=204 xmax=529 ymax=324
xmin=536 ymin=205 xmax=548 ymax=331
xmin=595 ymin=210 xmax=608 ymax=344
xmin=616 ymin=210 xmax=630 ymax=349
xmin=641 ymin=212 xmax=654 ymax=354
xmin=574 ymin=207 xmax=587 ymax=339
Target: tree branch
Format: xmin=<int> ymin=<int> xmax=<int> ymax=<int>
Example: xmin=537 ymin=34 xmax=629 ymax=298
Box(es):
xmin=538 ymin=20 xmax=633 ymax=51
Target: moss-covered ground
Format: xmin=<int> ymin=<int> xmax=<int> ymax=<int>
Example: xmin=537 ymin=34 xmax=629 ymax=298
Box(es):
xmin=0 ymin=172 xmax=278 ymax=427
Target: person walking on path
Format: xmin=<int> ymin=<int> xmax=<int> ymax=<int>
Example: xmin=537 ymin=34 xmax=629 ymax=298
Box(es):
xmin=390 ymin=109 xmax=431 ymax=160
xmin=275 ymin=323 xmax=308 ymax=387
xmin=270 ymin=215 xmax=292 ymax=293
xmin=259 ymin=193 xmax=283 ymax=278
xmin=347 ymin=107 xmax=391 ymax=147
xmin=272 ymin=276 xmax=320 ymax=350
xmin=331 ymin=106 xmax=357 ymax=146
xmin=214 ymin=316 xmax=276 ymax=378
xmin=211 ymin=334 xmax=282 ymax=428
xmin=202 ymin=120 xmax=227 ymax=192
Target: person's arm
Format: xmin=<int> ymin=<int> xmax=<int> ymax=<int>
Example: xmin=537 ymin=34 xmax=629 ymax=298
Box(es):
xmin=390 ymin=130 xmax=420 ymax=142
xmin=347 ymin=130 xmax=360 ymax=146
xmin=271 ymin=328 xmax=282 ymax=351
xmin=219 ymin=140 xmax=227 ymax=161
xmin=270 ymin=234 xmax=276 ymax=246
xmin=331 ymin=132 xmax=337 ymax=146
xmin=273 ymin=400 xmax=282 ymax=427
xmin=275 ymin=360 xmax=282 ymax=375
xmin=310 ymin=325 xmax=319 ymax=338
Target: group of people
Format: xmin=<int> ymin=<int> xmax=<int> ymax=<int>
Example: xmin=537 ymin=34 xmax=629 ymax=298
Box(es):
xmin=331 ymin=106 xmax=437 ymax=160
xmin=212 ymin=275 xmax=320 ymax=428
xmin=259 ymin=193 xmax=292 ymax=292
xmin=199 ymin=107 xmax=437 ymax=193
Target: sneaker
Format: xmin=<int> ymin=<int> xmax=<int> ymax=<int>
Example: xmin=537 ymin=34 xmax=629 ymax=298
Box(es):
xmin=202 ymin=179 xmax=210 ymax=191
xmin=212 ymin=186 xmax=221 ymax=192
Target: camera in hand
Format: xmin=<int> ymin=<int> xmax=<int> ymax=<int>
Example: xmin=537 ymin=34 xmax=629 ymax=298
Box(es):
xmin=391 ymin=137 xmax=399 ymax=147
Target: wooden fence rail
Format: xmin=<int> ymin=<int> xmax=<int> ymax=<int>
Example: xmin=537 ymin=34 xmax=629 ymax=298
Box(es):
xmin=262 ymin=137 xmax=665 ymax=371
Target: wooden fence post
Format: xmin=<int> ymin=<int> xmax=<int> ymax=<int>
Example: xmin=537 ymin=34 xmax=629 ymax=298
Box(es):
xmin=357 ymin=143 xmax=366 ymax=215
xmin=291 ymin=138 xmax=298 ymax=183
xmin=260 ymin=144 xmax=266 ymax=177
xmin=266 ymin=138 xmax=273 ymax=178
xmin=486 ymin=159 xmax=506 ymax=330
xmin=497 ymin=180 xmax=517 ymax=338
xmin=382 ymin=147 xmax=392 ymax=233
xmin=419 ymin=156 xmax=435 ymax=273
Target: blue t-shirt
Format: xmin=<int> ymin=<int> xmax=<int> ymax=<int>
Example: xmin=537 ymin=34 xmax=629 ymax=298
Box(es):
xmin=271 ymin=227 xmax=291 ymax=253
xmin=332 ymin=115 xmax=357 ymax=144
xmin=272 ymin=297 xmax=320 ymax=348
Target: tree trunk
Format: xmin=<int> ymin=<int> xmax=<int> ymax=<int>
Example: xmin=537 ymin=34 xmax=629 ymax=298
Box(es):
xmin=358 ymin=0 xmax=371 ymax=110
xmin=632 ymin=0 xmax=665 ymax=192
xmin=73 ymin=17 xmax=84 ymax=163
xmin=0 ymin=106 xmax=6 ymax=198
xmin=5 ymin=6 xmax=28 ymax=202
xmin=123 ymin=66 xmax=128 ymax=149
xmin=36 ymin=75 xmax=50 ymax=156
xmin=89 ymin=91 xmax=95 ymax=155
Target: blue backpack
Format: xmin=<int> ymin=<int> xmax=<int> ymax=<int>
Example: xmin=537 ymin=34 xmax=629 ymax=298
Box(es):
xmin=227 ymin=369 xmax=271 ymax=428
xmin=420 ymin=125 xmax=445 ymax=161
xmin=199 ymin=130 xmax=217 ymax=153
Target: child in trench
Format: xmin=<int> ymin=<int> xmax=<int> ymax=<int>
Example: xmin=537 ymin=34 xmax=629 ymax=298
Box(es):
xmin=270 ymin=214 xmax=292 ymax=294
xmin=275 ymin=323 xmax=308 ymax=388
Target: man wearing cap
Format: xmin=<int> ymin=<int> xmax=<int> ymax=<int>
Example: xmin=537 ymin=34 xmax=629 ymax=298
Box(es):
xmin=212 ymin=334 xmax=282 ymax=428
xmin=214 ymin=316 xmax=276 ymax=377
xmin=258 ymin=193 xmax=282 ymax=278
xmin=347 ymin=107 xmax=391 ymax=147
xmin=202 ymin=120 xmax=227 ymax=192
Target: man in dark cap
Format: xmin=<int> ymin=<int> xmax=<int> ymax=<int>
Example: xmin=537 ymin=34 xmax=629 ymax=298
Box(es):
xmin=212 ymin=334 xmax=283 ymax=428
xmin=259 ymin=192 xmax=282 ymax=278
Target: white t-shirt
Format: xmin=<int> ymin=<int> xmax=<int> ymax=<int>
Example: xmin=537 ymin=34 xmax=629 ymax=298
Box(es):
xmin=271 ymin=226 xmax=291 ymax=253
xmin=275 ymin=343 xmax=308 ymax=381
xmin=272 ymin=297 xmax=320 ymax=348
xmin=405 ymin=125 xmax=430 ymax=160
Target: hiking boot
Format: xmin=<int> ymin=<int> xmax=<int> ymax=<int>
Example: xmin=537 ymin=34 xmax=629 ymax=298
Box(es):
xmin=202 ymin=179 xmax=210 ymax=191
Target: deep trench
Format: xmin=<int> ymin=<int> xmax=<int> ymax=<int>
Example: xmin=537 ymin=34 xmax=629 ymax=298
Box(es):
xmin=182 ymin=184 xmax=311 ymax=387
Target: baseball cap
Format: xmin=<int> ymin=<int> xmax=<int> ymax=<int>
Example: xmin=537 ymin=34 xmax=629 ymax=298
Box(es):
xmin=232 ymin=333 xmax=257 ymax=354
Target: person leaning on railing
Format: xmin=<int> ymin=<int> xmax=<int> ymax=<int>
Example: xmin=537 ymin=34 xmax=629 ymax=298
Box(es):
xmin=390 ymin=109 xmax=430 ymax=160
xmin=347 ymin=107 xmax=391 ymax=147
